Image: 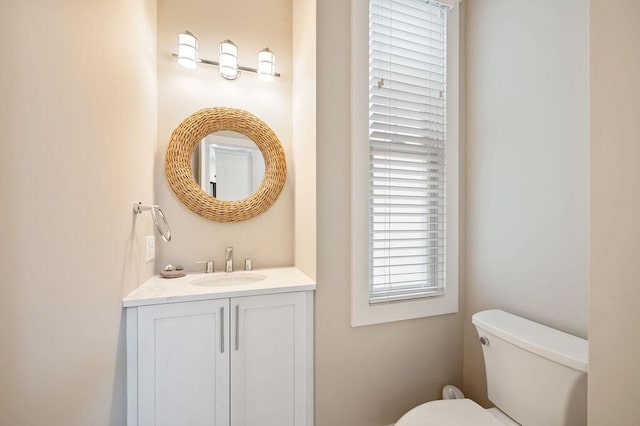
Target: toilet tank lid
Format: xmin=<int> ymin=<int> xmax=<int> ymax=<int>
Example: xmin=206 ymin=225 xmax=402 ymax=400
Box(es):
xmin=472 ymin=310 xmax=588 ymax=373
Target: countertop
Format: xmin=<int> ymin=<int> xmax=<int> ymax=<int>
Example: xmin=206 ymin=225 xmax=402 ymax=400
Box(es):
xmin=123 ymin=266 xmax=316 ymax=308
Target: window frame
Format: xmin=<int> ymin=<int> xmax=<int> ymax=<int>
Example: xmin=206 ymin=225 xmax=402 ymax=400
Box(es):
xmin=350 ymin=0 xmax=460 ymax=327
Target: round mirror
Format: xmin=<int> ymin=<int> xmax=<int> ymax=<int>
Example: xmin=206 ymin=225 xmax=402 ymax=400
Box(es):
xmin=165 ymin=107 xmax=286 ymax=223
xmin=192 ymin=131 xmax=266 ymax=201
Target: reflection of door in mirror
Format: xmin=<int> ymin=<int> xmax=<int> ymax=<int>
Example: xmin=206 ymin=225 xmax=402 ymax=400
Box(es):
xmin=194 ymin=131 xmax=265 ymax=201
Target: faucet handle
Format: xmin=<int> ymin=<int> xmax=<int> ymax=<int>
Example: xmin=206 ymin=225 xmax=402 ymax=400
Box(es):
xmin=196 ymin=260 xmax=215 ymax=273
xmin=244 ymin=258 xmax=256 ymax=271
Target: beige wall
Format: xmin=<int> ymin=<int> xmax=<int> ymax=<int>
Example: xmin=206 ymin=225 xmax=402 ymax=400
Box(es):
xmin=589 ymin=1 xmax=640 ymax=424
xmin=0 ymin=1 xmax=157 ymax=425
xmin=463 ymin=0 xmax=588 ymax=405
xmin=315 ymin=1 xmax=463 ymax=425
xmin=156 ymin=0 xmax=294 ymax=272
xmin=292 ymin=0 xmax=317 ymax=280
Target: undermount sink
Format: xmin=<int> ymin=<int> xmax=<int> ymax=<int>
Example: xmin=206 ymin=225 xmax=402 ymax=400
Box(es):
xmin=191 ymin=273 xmax=267 ymax=287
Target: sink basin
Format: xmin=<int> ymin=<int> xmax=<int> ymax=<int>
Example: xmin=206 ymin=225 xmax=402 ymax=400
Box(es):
xmin=191 ymin=273 xmax=267 ymax=287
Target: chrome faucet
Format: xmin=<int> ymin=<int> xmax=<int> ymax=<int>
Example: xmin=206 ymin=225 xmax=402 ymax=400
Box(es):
xmin=225 ymin=247 xmax=233 ymax=272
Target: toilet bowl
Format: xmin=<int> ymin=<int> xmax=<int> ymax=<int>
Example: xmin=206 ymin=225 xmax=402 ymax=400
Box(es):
xmin=395 ymin=399 xmax=512 ymax=426
xmin=395 ymin=310 xmax=588 ymax=426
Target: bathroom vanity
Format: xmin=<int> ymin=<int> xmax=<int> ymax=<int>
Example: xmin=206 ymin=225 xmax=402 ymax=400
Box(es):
xmin=123 ymin=267 xmax=315 ymax=426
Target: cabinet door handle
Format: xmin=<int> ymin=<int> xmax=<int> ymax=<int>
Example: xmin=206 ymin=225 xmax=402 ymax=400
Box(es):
xmin=235 ymin=304 xmax=240 ymax=351
xmin=220 ymin=307 xmax=225 ymax=353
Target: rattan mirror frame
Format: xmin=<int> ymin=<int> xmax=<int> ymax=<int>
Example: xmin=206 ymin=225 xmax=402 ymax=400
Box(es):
xmin=165 ymin=107 xmax=287 ymax=223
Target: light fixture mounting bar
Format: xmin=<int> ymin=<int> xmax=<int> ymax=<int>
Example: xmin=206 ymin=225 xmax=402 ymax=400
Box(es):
xmin=171 ymin=53 xmax=281 ymax=78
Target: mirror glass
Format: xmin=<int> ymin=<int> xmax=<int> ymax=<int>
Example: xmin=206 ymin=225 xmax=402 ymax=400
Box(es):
xmin=192 ymin=131 xmax=266 ymax=201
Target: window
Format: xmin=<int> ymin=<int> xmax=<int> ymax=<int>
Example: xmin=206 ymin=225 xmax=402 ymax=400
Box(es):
xmin=351 ymin=0 xmax=460 ymax=326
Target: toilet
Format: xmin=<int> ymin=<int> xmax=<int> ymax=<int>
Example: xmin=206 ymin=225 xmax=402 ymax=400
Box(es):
xmin=396 ymin=309 xmax=588 ymax=426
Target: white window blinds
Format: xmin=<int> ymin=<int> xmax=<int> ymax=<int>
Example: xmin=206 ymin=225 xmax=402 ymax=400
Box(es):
xmin=369 ymin=0 xmax=449 ymax=303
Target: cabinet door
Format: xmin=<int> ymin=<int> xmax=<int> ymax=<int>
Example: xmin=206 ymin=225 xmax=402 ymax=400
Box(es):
xmin=138 ymin=300 xmax=230 ymax=426
xmin=230 ymin=292 xmax=308 ymax=426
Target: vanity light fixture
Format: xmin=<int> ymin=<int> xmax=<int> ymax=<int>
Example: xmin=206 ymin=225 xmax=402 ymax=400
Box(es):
xmin=257 ymin=48 xmax=276 ymax=81
xmin=177 ymin=31 xmax=198 ymax=69
xmin=218 ymin=40 xmax=239 ymax=80
xmin=174 ymin=31 xmax=280 ymax=81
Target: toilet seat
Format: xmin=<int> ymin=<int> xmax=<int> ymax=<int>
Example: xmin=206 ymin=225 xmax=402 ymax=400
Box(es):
xmin=395 ymin=399 xmax=505 ymax=426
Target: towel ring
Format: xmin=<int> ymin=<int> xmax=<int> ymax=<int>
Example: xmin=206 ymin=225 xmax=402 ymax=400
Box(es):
xmin=133 ymin=202 xmax=172 ymax=243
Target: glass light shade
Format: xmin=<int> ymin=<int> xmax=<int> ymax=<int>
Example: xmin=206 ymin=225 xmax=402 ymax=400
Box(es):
xmin=257 ymin=48 xmax=276 ymax=82
xmin=177 ymin=31 xmax=198 ymax=68
xmin=219 ymin=40 xmax=239 ymax=80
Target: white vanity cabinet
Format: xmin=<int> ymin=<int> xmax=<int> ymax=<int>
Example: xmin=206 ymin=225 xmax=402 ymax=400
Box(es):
xmin=135 ymin=299 xmax=230 ymax=426
xmin=125 ymin=273 xmax=314 ymax=426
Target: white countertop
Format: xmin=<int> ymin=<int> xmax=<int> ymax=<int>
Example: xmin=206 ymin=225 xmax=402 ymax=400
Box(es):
xmin=123 ymin=266 xmax=316 ymax=308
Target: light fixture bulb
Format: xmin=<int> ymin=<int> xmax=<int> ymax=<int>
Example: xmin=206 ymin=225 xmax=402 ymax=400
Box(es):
xmin=257 ymin=48 xmax=276 ymax=82
xmin=219 ymin=40 xmax=239 ymax=80
xmin=177 ymin=31 xmax=198 ymax=68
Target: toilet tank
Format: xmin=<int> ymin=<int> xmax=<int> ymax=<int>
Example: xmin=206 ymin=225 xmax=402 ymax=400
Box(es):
xmin=472 ymin=310 xmax=588 ymax=426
